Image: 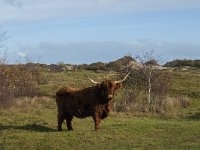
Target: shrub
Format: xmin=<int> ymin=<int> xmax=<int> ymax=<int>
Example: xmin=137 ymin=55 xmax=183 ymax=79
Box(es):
xmin=178 ymin=96 xmax=190 ymax=108
xmin=164 ymin=59 xmax=200 ymax=68
xmin=0 ymin=64 xmax=40 ymax=108
xmin=115 ymin=68 xmax=171 ymax=113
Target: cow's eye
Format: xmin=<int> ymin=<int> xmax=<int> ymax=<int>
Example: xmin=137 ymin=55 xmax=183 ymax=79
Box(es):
xmin=109 ymin=83 xmax=113 ymax=88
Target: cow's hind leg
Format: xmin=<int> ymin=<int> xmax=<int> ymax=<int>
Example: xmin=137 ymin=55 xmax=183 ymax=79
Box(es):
xmin=66 ymin=114 xmax=73 ymax=131
xmin=57 ymin=113 xmax=65 ymax=131
xmin=92 ymin=113 xmax=101 ymax=131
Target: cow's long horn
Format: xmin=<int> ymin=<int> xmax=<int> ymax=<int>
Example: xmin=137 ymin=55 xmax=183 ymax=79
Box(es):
xmin=115 ymin=71 xmax=131 ymax=83
xmin=82 ymin=72 xmax=100 ymax=84
xmin=87 ymin=77 xmax=100 ymax=84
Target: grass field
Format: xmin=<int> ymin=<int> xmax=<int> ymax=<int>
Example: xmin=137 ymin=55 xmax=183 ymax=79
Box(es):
xmin=0 ymin=97 xmax=200 ymax=150
xmin=170 ymin=69 xmax=200 ymax=98
xmin=0 ymin=69 xmax=200 ymax=149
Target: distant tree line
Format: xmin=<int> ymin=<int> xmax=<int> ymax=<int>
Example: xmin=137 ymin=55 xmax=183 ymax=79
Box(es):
xmin=164 ymin=59 xmax=200 ymax=68
xmin=77 ymin=56 xmax=136 ymax=71
xmin=9 ymin=57 xmax=200 ymax=74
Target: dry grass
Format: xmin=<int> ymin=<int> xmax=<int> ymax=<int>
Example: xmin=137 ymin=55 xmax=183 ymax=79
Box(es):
xmin=11 ymin=96 xmax=52 ymax=109
xmin=114 ymin=94 xmax=191 ymax=115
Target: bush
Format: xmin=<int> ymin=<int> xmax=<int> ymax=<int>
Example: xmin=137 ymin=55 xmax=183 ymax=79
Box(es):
xmin=115 ymin=68 xmax=172 ymax=113
xmin=164 ymin=59 xmax=200 ymax=68
xmin=86 ymin=62 xmax=107 ymax=71
xmin=178 ymin=96 xmax=190 ymax=108
xmin=0 ymin=64 xmax=40 ymax=108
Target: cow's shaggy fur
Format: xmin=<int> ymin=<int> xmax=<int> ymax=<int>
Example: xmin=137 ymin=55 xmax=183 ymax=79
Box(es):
xmin=56 ymin=80 xmax=121 ymax=131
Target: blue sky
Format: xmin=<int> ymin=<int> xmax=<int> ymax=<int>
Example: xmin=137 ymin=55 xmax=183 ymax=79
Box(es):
xmin=0 ymin=0 xmax=200 ymax=64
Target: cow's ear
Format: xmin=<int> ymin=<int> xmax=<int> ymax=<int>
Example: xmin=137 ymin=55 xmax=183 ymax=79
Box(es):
xmin=116 ymin=83 xmax=122 ymax=89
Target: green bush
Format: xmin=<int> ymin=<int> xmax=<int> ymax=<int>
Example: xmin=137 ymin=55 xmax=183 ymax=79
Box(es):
xmin=164 ymin=59 xmax=200 ymax=68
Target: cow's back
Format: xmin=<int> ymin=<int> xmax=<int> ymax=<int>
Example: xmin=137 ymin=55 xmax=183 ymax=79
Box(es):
xmin=57 ymin=87 xmax=80 ymax=95
xmin=56 ymin=87 xmax=80 ymax=112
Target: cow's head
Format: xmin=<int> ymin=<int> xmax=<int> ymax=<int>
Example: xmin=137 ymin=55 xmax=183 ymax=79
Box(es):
xmin=98 ymin=80 xmax=121 ymax=101
xmin=84 ymin=71 xmax=131 ymax=101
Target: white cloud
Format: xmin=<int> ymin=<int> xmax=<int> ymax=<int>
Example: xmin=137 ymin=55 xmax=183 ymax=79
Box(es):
xmin=129 ymin=39 xmax=200 ymax=61
xmin=8 ymin=40 xmax=200 ymax=64
xmin=1 ymin=0 xmax=200 ymax=24
xmin=17 ymin=51 xmax=26 ymax=57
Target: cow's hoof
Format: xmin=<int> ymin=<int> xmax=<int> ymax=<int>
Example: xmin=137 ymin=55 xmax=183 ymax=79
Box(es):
xmin=58 ymin=128 xmax=62 ymax=131
xmin=68 ymin=128 xmax=73 ymax=131
xmin=95 ymin=128 xmax=100 ymax=131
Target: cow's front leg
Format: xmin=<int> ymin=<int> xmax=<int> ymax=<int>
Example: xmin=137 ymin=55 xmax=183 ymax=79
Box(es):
xmin=92 ymin=112 xmax=101 ymax=131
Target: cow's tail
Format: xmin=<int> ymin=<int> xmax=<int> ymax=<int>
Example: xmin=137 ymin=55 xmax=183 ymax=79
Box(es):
xmin=56 ymin=89 xmax=67 ymax=103
xmin=56 ymin=91 xmax=61 ymax=103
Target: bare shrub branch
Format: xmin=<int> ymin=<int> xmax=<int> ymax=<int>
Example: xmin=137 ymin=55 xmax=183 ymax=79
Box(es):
xmin=115 ymin=51 xmax=172 ymax=114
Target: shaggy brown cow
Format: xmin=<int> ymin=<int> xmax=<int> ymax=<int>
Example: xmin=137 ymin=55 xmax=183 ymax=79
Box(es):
xmin=56 ymin=72 xmax=130 ymax=131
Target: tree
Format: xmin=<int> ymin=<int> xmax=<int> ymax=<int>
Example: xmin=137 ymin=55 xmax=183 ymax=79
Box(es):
xmin=0 ymin=27 xmax=8 ymax=64
xmin=136 ymin=51 xmax=161 ymax=104
xmin=117 ymin=51 xmax=171 ymax=113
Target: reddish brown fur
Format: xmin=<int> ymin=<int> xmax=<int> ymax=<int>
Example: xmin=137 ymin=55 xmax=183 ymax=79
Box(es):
xmin=56 ymin=80 xmax=121 ymax=131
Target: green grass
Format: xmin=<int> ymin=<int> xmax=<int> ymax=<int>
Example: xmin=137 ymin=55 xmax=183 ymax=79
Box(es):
xmin=0 ymin=98 xmax=200 ymax=150
xmin=38 ymin=69 xmax=200 ymax=98
xmin=38 ymin=70 xmax=117 ymax=96
xmin=170 ymin=69 xmax=200 ymax=98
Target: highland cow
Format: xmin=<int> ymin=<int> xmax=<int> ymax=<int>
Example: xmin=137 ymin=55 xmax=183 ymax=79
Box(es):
xmin=56 ymin=72 xmax=130 ymax=131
